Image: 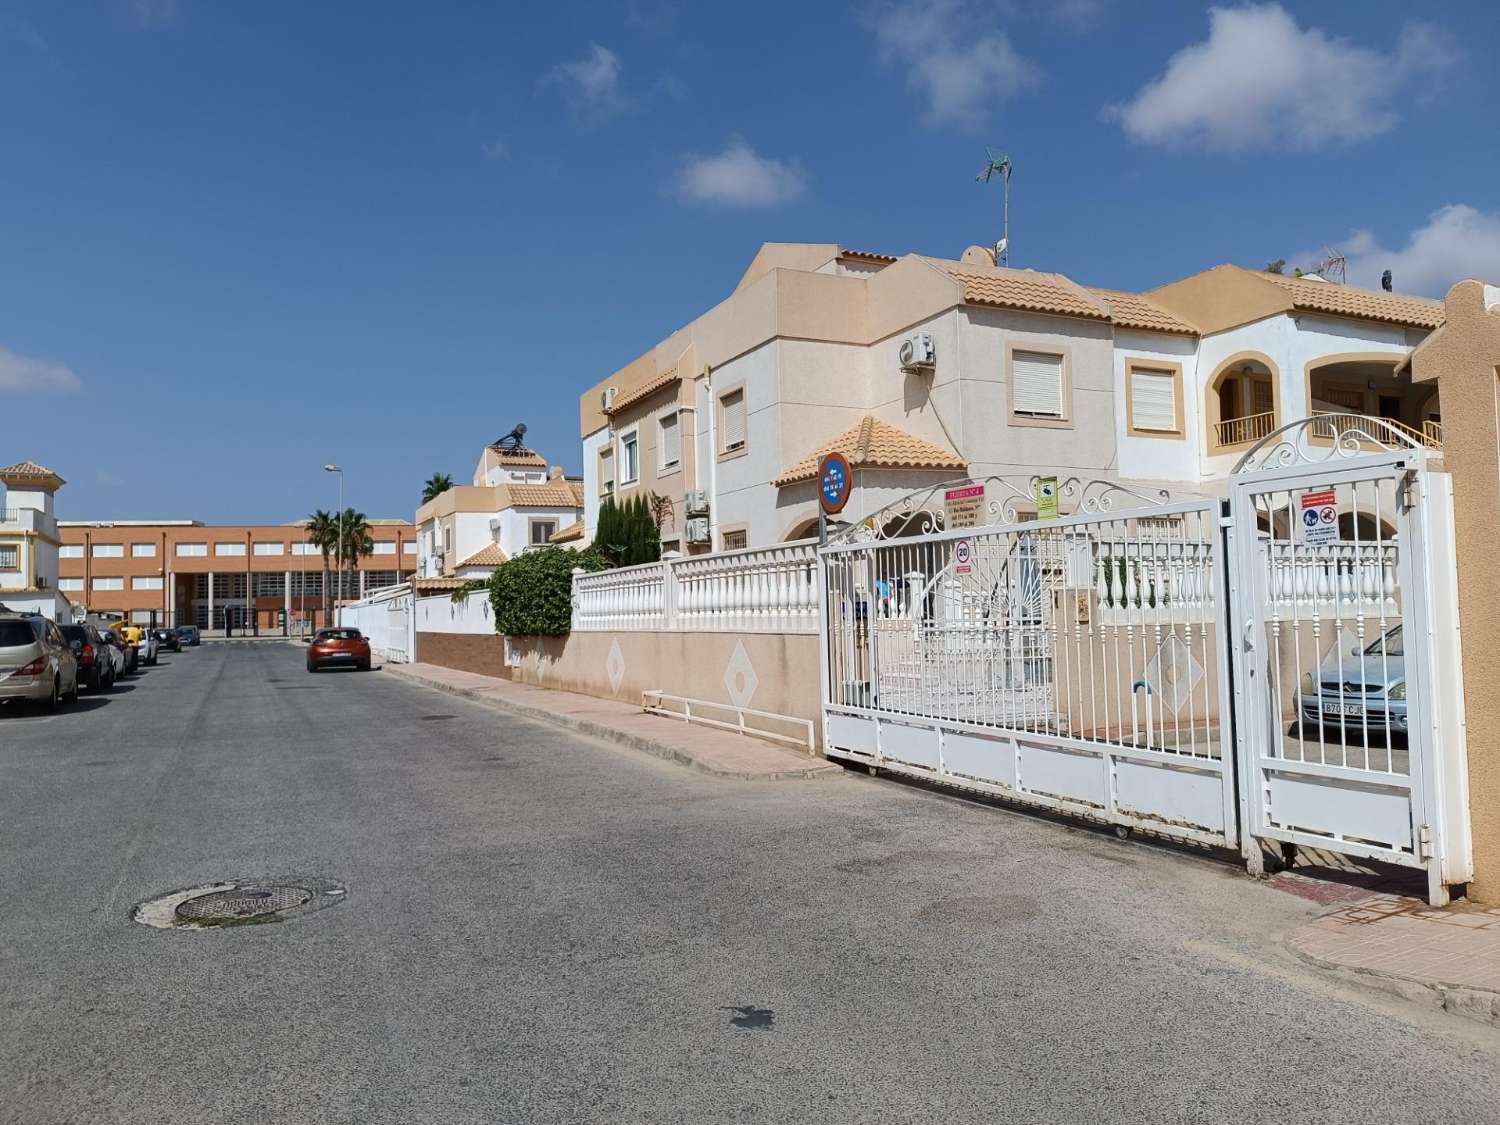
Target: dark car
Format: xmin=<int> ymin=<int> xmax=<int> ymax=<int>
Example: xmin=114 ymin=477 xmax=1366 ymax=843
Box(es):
xmin=306 ymin=628 xmax=371 ymax=673
xmin=176 ymin=625 xmax=200 ymax=647
xmin=58 ymin=623 xmax=114 ymax=691
xmin=153 ymin=628 xmax=181 ymax=653
xmin=102 ymin=630 xmax=132 ymax=678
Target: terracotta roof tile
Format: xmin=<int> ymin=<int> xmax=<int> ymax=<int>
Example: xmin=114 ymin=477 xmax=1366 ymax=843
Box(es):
xmin=840 ymin=248 xmax=898 ymax=263
xmin=928 ymin=260 xmax=1112 ymax=321
xmin=1260 ymin=272 xmax=1443 ymax=329
xmin=775 ymin=416 xmax=967 ymax=487
xmin=0 ymin=460 xmax=60 ymax=478
xmin=605 ymin=369 xmax=679 ymax=415
xmin=1088 ymin=288 xmax=1199 ymax=335
xmin=458 ymin=544 xmax=508 ymax=568
xmin=489 ymin=446 xmax=548 ymax=467
xmin=549 ymin=520 xmax=585 ymax=544
xmin=412 ymin=576 xmax=474 ymax=593
xmin=504 ymin=483 xmax=584 ymax=508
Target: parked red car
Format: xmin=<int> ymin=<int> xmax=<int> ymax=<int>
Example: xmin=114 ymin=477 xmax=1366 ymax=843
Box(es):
xmin=306 ymin=628 xmax=372 ymax=673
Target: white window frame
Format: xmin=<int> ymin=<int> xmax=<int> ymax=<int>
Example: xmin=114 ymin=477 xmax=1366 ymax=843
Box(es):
xmin=132 ymin=543 xmax=157 ymax=558
xmin=1007 ymin=346 xmax=1070 ymax=425
xmin=58 ymin=577 xmax=84 ymax=592
xmin=59 ymin=544 xmax=84 ymax=559
xmin=657 ymin=409 xmax=681 ymax=473
xmin=372 ymin=542 xmax=396 ymax=555
xmin=214 ymin=542 xmax=246 ymax=557
xmin=719 ymin=387 xmax=747 ymax=455
xmin=177 ymin=543 xmax=208 ymax=557
xmin=92 ymin=576 xmax=124 ymax=592
xmin=618 ymin=428 xmax=640 ymax=486
xmin=132 ymin=576 xmax=164 ymax=591
xmin=402 ymin=541 xmax=417 ymax=555
xmin=0 ymin=544 xmax=18 ymax=569
xmin=253 ymin=542 xmax=286 ymax=556
xmin=529 ymin=518 xmax=558 ymax=546
xmin=92 ymin=543 xmax=124 ymax=559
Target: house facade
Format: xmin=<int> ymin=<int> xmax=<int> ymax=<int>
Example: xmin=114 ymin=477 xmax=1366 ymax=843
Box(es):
xmin=577 ymin=244 xmax=1443 ymax=550
xmin=0 ymin=461 xmax=74 ymax=622
xmin=413 ymin=442 xmax=583 ymax=588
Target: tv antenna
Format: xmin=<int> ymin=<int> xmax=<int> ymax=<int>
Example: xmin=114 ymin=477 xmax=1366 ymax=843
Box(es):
xmin=976 ymin=148 xmax=1013 ymax=266
xmin=1310 ymin=246 xmax=1347 ymax=285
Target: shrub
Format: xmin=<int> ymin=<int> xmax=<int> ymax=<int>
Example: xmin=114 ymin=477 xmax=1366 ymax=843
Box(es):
xmin=488 ymin=547 xmax=606 ymax=636
xmin=594 ymin=495 xmax=661 ymax=568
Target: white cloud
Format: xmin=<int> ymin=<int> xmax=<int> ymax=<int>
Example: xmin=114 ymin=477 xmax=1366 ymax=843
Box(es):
xmin=1107 ymin=4 xmax=1456 ymax=151
xmin=866 ymin=0 xmax=1041 ymax=126
xmin=0 ymin=345 xmax=82 ymax=394
xmin=480 ymin=137 xmax=508 ymax=161
xmin=1291 ymin=205 xmax=1500 ymax=297
xmin=676 ymin=137 xmax=806 ymax=207
xmin=546 ymin=43 xmax=629 ymax=123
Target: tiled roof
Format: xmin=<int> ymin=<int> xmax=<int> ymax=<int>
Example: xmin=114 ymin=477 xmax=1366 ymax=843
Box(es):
xmin=489 ymin=446 xmax=548 ymax=467
xmin=505 ymin=483 xmax=584 ymax=508
xmin=927 ymin=260 xmax=1112 ymax=321
xmin=605 ymin=369 xmax=679 ymax=415
xmin=1088 ymin=288 xmax=1199 ymax=335
xmin=1259 ymin=272 xmax=1444 ymax=329
xmin=0 ymin=460 xmax=60 ymax=478
xmin=840 ymin=248 xmax=898 ymax=263
xmin=458 ymin=544 xmax=508 ymax=568
xmin=412 ymin=576 xmax=473 ymax=593
xmin=775 ymin=416 xmax=967 ymax=487
xmin=549 ymin=520 xmax=585 ymax=544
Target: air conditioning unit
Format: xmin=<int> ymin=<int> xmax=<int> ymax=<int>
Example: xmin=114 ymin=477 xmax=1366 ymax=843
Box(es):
xmin=686 ymin=517 xmax=711 ymax=544
xmin=899 ymin=331 xmax=936 ymax=371
xmin=488 ymin=518 xmax=503 ymax=533
xmin=600 ymin=387 xmax=617 ymax=411
xmin=685 ymin=490 xmax=710 ymax=516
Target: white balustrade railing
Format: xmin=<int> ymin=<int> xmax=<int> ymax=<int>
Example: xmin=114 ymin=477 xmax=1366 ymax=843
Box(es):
xmin=571 ymin=540 xmax=820 ymax=633
xmin=1261 ymin=540 xmax=1397 ymax=611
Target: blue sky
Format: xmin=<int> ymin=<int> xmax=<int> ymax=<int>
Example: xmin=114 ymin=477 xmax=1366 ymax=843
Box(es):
xmin=2 ymin=1 xmax=1497 ymax=522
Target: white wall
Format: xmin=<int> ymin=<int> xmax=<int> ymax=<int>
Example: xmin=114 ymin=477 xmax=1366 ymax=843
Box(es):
xmin=1113 ymin=329 xmax=1201 ymax=483
xmin=581 ymin=426 xmax=609 ymax=538
xmin=413 ymin=591 xmax=496 ymax=635
xmin=703 ymin=340 xmax=783 ymax=549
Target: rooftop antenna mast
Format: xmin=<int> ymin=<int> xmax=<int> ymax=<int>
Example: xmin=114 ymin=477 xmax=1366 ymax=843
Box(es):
xmin=976 ymin=148 xmax=1013 ymax=267
xmin=1312 ymin=246 xmax=1347 ymax=284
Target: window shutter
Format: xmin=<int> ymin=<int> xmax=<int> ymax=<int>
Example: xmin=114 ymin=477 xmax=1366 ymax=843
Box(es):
xmin=722 ymin=390 xmax=746 ymax=449
xmin=1130 ymin=368 xmax=1177 ymax=432
xmin=660 ymin=412 xmax=680 ymax=467
xmin=1012 ymin=351 xmax=1063 ymax=416
xmin=599 ymin=447 xmax=614 ymax=493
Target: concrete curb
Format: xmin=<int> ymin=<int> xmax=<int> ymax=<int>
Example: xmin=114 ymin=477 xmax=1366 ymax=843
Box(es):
xmin=1287 ymin=935 xmax=1500 ymax=1028
xmin=385 ymin=664 xmax=844 ymax=783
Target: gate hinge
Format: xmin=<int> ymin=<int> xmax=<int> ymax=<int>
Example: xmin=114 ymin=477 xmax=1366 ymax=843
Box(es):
xmin=1418 ymin=824 xmax=1434 ymax=860
xmin=1399 ymin=469 xmax=1419 ymax=511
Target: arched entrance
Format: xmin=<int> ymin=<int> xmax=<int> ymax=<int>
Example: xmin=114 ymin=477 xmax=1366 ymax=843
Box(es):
xmin=1209 ymin=353 xmax=1278 ymax=451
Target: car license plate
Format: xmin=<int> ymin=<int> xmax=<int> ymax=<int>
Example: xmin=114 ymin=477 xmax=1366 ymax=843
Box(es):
xmin=1322 ymin=702 xmax=1363 ymax=718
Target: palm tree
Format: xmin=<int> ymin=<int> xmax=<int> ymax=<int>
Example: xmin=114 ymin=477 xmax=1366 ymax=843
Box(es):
xmin=304 ymin=510 xmax=340 ymax=624
xmin=336 ymin=509 xmax=375 ymax=600
xmin=422 ymin=473 xmax=454 ymax=503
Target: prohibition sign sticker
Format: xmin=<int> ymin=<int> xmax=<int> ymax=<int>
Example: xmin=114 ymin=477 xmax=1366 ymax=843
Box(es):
xmin=819 ymin=452 xmax=852 ymax=515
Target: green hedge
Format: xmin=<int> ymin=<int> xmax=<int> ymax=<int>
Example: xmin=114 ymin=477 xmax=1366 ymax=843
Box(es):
xmin=488 ymin=547 xmax=606 ymax=636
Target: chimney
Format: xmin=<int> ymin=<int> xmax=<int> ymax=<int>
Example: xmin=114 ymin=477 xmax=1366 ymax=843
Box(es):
xmin=549 ymin=465 xmax=564 ymax=480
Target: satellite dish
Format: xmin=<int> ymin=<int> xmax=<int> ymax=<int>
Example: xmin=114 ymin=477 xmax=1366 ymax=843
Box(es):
xmin=994 ymin=238 xmax=1008 ymax=261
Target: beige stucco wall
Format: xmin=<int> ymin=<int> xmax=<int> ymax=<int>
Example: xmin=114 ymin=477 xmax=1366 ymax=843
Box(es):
xmin=1411 ymin=279 xmax=1500 ymax=901
xmin=510 ymin=630 xmax=824 ymax=745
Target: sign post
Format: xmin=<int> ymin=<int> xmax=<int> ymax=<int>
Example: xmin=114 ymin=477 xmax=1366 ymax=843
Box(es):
xmin=817 ymin=452 xmax=852 ymax=546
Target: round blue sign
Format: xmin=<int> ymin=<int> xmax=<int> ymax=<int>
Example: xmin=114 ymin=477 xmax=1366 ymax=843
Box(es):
xmin=819 ymin=452 xmax=852 ymax=515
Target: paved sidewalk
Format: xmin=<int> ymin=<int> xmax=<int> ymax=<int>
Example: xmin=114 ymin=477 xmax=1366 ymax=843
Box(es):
xmin=1288 ymin=893 xmax=1500 ymax=1025
xmin=383 ymin=661 xmax=844 ymax=781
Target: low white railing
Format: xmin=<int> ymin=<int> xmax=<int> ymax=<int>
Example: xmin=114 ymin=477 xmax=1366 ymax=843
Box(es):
xmin=572 ymin=540 xmax=819 ymax=633
xmin=1262 ymin=540 xmax=1398 ymax=612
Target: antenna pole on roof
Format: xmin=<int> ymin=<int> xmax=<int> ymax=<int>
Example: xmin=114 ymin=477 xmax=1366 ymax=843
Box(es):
xmin=975 ymin=148 xmax=1012 ymax=267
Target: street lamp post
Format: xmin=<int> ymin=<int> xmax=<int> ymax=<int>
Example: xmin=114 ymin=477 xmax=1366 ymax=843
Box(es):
xmin=323 ymin=464 xmax=343 ymax=627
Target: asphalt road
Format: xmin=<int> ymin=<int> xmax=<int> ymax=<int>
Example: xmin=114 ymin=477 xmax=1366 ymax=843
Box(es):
xmin=3 ymin=643 xmax=1499 ymax=1124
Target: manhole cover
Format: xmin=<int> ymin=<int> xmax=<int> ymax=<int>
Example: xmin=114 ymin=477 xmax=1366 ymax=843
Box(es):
xmin=134 ymin=877 xmax=346 ymax=930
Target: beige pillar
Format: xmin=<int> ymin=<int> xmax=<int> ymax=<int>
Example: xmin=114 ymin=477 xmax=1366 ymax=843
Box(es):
xmin=1411 ymin=279 xmax=1500 ymax=901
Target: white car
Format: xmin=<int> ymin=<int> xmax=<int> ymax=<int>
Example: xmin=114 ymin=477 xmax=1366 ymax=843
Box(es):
xmin=138 ymin=628 xmax=159 ymax=666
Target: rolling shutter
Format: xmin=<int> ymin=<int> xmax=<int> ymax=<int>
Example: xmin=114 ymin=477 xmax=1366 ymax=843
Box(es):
xmin=659 ymin=412 xmax=680 ymax=467
xmin=1012 ymin=351 xmax=1063 ymax=417
xmin=1130 ymin=368 xmax=1177 ymax=432
xmin=721 ymin=389 xmax=746 ymax=450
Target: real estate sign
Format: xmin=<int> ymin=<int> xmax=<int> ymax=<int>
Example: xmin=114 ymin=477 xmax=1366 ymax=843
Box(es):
xmin=943 ymin=484 xmax=985 ymax=530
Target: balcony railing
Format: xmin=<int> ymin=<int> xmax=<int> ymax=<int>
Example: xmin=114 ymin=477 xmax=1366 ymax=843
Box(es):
xmin=1310 ymin=410 xmax=1444 ymax=450
xmin=0 ymin=509 xmax=18 ymax=524
xmin=1213 ymin=410 xmax=1276 ymax=448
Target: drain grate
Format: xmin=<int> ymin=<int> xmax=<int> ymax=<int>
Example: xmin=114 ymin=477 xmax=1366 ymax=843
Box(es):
xmin=175 ymin=884 xmax=312 ymax=923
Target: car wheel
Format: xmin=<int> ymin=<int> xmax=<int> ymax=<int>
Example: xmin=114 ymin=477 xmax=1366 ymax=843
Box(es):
xmin=306 ymin=661 xmax=317 ymax=673
xmin=45 ymin=677 xmax=60 ymax=712
xmin=67 ymin=675 xmax=80 ymax=704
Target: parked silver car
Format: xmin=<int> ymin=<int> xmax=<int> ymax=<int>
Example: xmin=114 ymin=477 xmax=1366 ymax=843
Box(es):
xmin=1298 ymin=624 xmax=1407 ymax=737
xmin=0 ymin=614 xmax=79 ymax=710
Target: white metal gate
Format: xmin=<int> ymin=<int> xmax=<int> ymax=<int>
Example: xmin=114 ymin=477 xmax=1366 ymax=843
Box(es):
xmin=1228 ymin=420 xmax=1471 ymax=904
xmin=820 ymin=478 xmax=1238 ymax=849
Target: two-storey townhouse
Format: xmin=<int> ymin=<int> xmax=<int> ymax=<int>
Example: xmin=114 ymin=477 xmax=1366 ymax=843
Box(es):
xmin=579 ymin=244 xmax=1445 ymax=550
xmin=0 ymin=461 xmax=73 ymax=621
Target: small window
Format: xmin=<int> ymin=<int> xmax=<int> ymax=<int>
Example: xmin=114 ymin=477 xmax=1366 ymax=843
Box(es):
xmin=58 ymin=577 xmax=84 ymax=591
xmin=372 ymin=542 xmax=396 ymax=555
xmin=93 ymin=576 xmax=124 ymax=592
xmin=599 ymin=447 xmax=615 ymax=496
xmin=92 ymin=543 xmax=124 ymax=559
xmin=132 ymin=576 xmax=164 ymax=591
xmin=177 ymin=543 xmax=208 ymax=557
xmin=530 ymin=519 xmax=557 ymax=545
xmin=253 ymin=542 xmax=285 ymax=556
xmin=720 ymin=389 xmax=746 ymax=453
xmin=1129 ymin=365 xmax=1179 ymax=434
xmin=722 ymin=529 xmax=748 ymax=551
xmin=403 ymin=541 xmax=417 ymax=554
xmin=215 ymin=542 xmax=246 ymax=557
xmin=1011 ymin=350 xmax=1064 ymax=418
xmin=132 ymin=543 xmax=157 ymax=558
xmin=0 ymin=544 xmax=17 ymax=569
xmin=620 ymin=430 xmax=640 ymax=485
xmin=658 ymin=411 xmax=681 ymax=471
xmin=59 ymin=544 xmax=84 ymax=559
